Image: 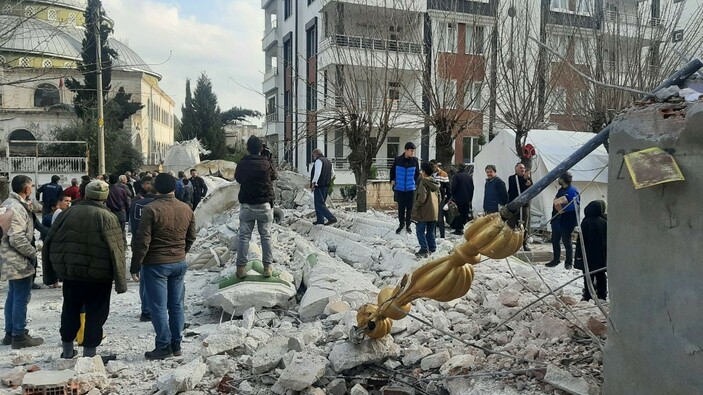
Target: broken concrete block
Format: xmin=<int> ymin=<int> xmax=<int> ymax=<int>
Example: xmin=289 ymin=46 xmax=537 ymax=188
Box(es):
xmin=71 ymin=356 xmax=109 ymax=393
xmin=544 ymin=365 xmax=599 ymax=395
xmin=22 ymin=370 xmax=73 ymax=388
xmin=326 ymin=378 xmax=347 ymax=395
xmin=200 ymin=325 xmax=248 ymax=357
xmin=586 ymin=317 xmax=607 ymax=336
xmin=402 ymin=345 xmax=432 ymax=366
xmin=381 ymin=386 xmax=416 ymax=395
xmin=533 ymin=315 xmax=572 ymax=339
xmin=239 ymin=380 xmax=255 ymax=394
xmin=324 ymin=300 xmax=351 ymax=315
xmin=105 ymin=360 xmax=128 ymax=375
xmin=1 ymin=367 xmax=26 ymax=387
xmin=275 ymin=352 xmax=328 ymax=391
xmin=288 ymin=336 xmax=306 ymax=352
xmin=156 ymin=357 xmax=207 ymax=395
xmin=350 ymin=383 xmax=369 ymax=395
xmin=420 ymin=351 xmax=451 ymax=371
xmin=439 ymin=354 xmax=476 ymax=376
xmin=302 ymin=387 xmax=326 ymax=395
xmin=241 ymin=307 xmax=256 ymax=330
xmin=251 ymin=336 xmax=289 ymax=374
xmin=498 ymin=291 xmax=520 ymax=307
xmin=328 ymin=336 xmax=399 ymax=372
xmin=206 ymin=355 xmax=237 ymax=377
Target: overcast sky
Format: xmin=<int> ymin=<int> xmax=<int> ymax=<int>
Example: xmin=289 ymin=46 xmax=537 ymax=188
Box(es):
xmin=105 ymin=0 xmax=265 ymax=121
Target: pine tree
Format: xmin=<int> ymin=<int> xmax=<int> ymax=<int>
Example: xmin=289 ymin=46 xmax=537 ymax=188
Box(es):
xmin=179 ymin=78 xmax=197 ymax=141
xmin=222 ymin=106 xmax=262 ymax=124
xmin=190 ymin=73 xmax=227 ymax=159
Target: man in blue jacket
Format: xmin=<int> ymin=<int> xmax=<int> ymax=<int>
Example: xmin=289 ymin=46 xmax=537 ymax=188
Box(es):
xmin=36 ymin=175 xmax=63 ymax=215
xmin=483 ymin=165 xmax=508 ymax=214
xmin=390 ymin=142 xmax=420 ymax=234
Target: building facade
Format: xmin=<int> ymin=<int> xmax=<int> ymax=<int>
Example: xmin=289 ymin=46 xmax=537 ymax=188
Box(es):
xmin=262 ymin=0 xmax=692 ymax=178
xmin=0 ymin=0 xmax=175 ymax=175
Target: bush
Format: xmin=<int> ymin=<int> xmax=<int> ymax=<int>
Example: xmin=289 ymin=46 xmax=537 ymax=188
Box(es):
xmin=340 ymin=185 xmax=357 ymax=202
xmin=369 ymin=164 xmax=379 ymax=180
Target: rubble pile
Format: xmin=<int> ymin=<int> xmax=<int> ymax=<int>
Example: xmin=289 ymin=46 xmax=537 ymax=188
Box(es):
xmin=0 ymin=175 xmax=607 ymax=395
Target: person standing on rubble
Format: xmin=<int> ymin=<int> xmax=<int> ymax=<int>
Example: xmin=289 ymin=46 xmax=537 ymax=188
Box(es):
xmin=129 ymin=176 xmax=155 ymax=322
xmin=77 ymin=175 xmax=91 ymax=203
xmin=508 ymin=162 xmax=533 ymax=251
xmin=36 ymin=175 xmax=63 ymax=215
xmin=106 ymin=174 xmax=130 ymax=243
xmin=391 ymin=142 xmax=420 ymax=235
xmin=189 ymin=169 xmax=208 ymax=210
xmin=451 ymin=164 xmax=475 ymax=234
xmin=575 ymin=200 xmax=608 ymax=301
xmin=430 ymin=160 xmax=450 ymax=238
xmin=412 ymin=162 xmax=440 ymax=258
xmin=64 ymin=178 xmax=81 ymax=201
xmin=483 ymin=165 xmax=508 ymax=214
xmin=546 ymin=172 xmax=580 ymax=269
xmin=310 ymin=148 xmax=337 ymax=226
xmin=130 ymin=173 xmax=196 ymax=360
xmin=1 ymin=175 xmax=43 ymax=349
xmin=43 ymin=180 xmax=126 ymax=362
xmin=234 ymin=136 xmax=277 ymax=278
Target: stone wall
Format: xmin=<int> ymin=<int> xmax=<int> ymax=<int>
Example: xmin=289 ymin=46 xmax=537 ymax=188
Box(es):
xmin=604 ymin=102 xmax=703 ymax=393
xmin=366 ymin=181 xmax=396 ymax=210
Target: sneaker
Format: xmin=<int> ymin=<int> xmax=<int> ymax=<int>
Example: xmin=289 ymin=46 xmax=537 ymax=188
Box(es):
xmin=312 ymin=221 xmax=324 ymax=225
xmin=140 ymin=313 xmax=151 ymax=322
xmin=31 ymin=283 xmax=42 ymax=290
xmin=564 ymin=261 xmax=573 ymax=270
xmin=100 ymin=354 xmax=117 ymax=365
xmin=395 ymin=226 xmax=403 ymax=235
xmin=262 ymin=265 xmax=273 ymax=277
xmin=171 ymin=343 xmax=182 ymax=357
xmin=523 ymin=245 xmax=532 ymax=252
xmin=2 ymin=333 xmax=12 ymax=346
xmin=236 ymin=266 xmax=248 ymax=278
xmin=325 ymin=218 xmax=337 ymax=226
xmin=145 ymin=346 xmax=173 ymax=360
xmin=60 ymin=349 xmax=78 ymax=359
xmin=414 ymin=250 xmax=429 ymax=258
xmin=545 ymin=260 xmax=560 ymax=268
xmin=11 ymin=331 xmax=44 ymax=349
xmin=406 ymin=226 xmax=412 ymax=234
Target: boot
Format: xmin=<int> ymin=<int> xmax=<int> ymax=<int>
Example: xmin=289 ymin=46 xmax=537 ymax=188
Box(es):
xmin=171 ymin=342 xmax=182 ymax=357
xmin=2 ymin=333 xmax=11 ymax=346
xmin=405 ymin=225 xmax=412 ymax=234
xmin=395 ymin=226 xmax=403 ymax=235
xmin=145 ymin=346 xmax=173 ymax=360
xmin=11 ymin=331 xmax=44 ymax=349
xmin=564 ymin=261 xmax=573 ymax=270
xmin=262 ymin=265 xmax=273 ymax=278
xmin=236 ymin=266 xmax=248 ymax=278
xmin=545 ymin=260 xmax=560 ymax=268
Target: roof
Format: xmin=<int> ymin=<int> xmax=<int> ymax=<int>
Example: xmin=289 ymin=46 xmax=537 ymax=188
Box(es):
xmin=32 ymin=0 xmax=88 ymax=11
xmin=0 ymin=15 xmax=160 ymax=79
xmin=497 ymin=129 xmax=609 ymax=183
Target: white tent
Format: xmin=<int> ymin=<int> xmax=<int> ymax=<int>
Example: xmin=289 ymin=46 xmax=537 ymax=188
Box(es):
xmin=471 ymin=129 xmax=608 ymax=231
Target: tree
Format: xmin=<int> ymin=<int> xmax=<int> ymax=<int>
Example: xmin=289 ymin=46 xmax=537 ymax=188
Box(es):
xmin=51 ymin=0 xmax=143 ymax=174
xmin=179 ymin=78 xmax=197 ymax=141
xmin=314 ymin=0 xmax=423 ymax=212
xmin=222 ymin=107 xmax=263 ymax=124
xmin=189 ymin=73 xmax=227 ymax=160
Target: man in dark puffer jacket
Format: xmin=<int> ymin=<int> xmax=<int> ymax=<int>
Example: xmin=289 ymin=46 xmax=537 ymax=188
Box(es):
xmin=43 ymin=180 xmax=126 ymax=361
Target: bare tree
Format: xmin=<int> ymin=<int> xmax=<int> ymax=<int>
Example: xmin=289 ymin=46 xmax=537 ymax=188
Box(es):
xmin=312 ymin=0 xmax=425 ymax=212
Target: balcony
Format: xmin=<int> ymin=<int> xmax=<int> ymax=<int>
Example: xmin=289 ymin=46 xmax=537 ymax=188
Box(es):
xmin=602 ymin=10 xmax=662 ymax=38
xmin=329 ymin=157 xmax=395 ymax=178
xmin=8 ymin=157 xmax=86 ymax=174
xmin=262 ymin=20 xmax=278 ymax=51
xmin=317 ymin=34 xmax=424 ymax=71
xmin=262 ymin=66 xmax=278 ymax=93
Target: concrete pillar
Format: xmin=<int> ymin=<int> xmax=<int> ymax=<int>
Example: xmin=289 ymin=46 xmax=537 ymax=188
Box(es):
xmin=604 ymin=102 xmax=703 ymax=393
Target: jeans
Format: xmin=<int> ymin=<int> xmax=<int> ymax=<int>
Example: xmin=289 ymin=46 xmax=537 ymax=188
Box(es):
xmin=142 ymin=261 xmax=187 ymax=350
xmin=416 ymin=221 xmax=437 ymax=252
xmin=140 ymin=267 xmax=149 ymax=315
xmin=236 ymin=203 xmax=273 ymax=266
xmin=60 ymin=280 xmax=112 ymax=348
xmin=314 ymin=187 xmax=336 ymax=224
xmin=551 ymin=212 xmax=577 ymax=264
xmin=4 ymin=276 xmax=32 ymax=336
xmin=396 ymin=191 xmax=414 ymax=227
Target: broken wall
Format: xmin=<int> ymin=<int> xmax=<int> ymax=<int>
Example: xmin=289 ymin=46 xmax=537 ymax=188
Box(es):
xmin=604 ymin=102 xmax=703 ymax=393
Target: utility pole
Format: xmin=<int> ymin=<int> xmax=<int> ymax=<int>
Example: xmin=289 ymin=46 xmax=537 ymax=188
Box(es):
xmin=95 ymin=8 xmax=106 ymax=175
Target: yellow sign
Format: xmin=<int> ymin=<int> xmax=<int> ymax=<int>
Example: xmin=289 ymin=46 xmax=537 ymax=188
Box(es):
xmin=624 ymin=147 xmax=685 ymax=189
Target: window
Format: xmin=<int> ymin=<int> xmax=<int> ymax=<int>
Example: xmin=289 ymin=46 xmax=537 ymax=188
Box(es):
xmin=24 ymin=6 xmax=35 ymax=17
xmin=34 ymin=83 xmax=60 ymax=107
xmin=19 ymin=57 xmax=30 ymax=67
xmin=63 ymin=61 xmax=74 ymax=68
xmin=438 ymin=23 xmax=457 ymax=53
xmin=551 ymin=87 xmax=566 ymax=114
xmin=437 ymin=79 xmax=457 ymax=106
xmin=672 ymin=29 xmax=684 ymax=43
xmin=2 ymin=4 xmax=12 ymax=14
xmin=284 ymin=0 xmax=291 ymax=20
xmin=465 ymin=25 xmax=485 ymax=55
xmin=462 ymin=137 xmax=480 ymax=164
xmin=67 ymin=13 xmax=76 ymax=26
xmin=387 ymin=82 xmax=400 ymax=103
xmin=550 ymin=0 xmax=568 ymax=11
xmin=387 ymin=136 xmax=399 ymax=159
xmin=576 ymin=0 xmax=593 ymax=15
xmin=548 ymin=34 xmax=569 ymax=57
xmin=334 ymin=128 xmax=344 ymax=159
xmin=574 ymin=38 xmax=588 ymax=64
xmin=42 ymin=59 xmax=53 ymax=68
xmin=47 ymin=9 xmax=58 ymax=21
xmin=464 ymin=82 xmax=482 ymax=110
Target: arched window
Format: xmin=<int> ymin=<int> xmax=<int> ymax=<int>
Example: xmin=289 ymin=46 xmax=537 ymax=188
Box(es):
xmin=18 ymin=57 xmax=30 ymax=67
xmin=2 ymin=4 xmax=12 ymax=14
xmin=47 ymin=9 xmax=58 ymax=21
xmin=7 ymin=129 xmax=37 ymax=156
xmin=67 ymin=13 xmax=76 ymax=26
xmin=34 ymin=83 xmax=60 ymax=107
xmin=8 ymin=129 xmax=36 ymax=142
xmin=42 ymin=59 xmax=53 ymax=68
xmin=0 ymin=55 xmax=6 ymax=65
xmin=24 ymin=6 xmax=35 ymax=17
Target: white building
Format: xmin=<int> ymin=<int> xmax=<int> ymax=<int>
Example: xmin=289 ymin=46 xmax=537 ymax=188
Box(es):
xmin=224 ymin=123 xmax=265 ymax=148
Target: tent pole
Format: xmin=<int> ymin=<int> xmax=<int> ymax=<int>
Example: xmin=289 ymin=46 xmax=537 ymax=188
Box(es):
xmin=501 ymin=58 xmax=703 ymax=221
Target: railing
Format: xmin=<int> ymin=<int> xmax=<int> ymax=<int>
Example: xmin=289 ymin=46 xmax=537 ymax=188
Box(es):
xmin=8 ymin=157 xmax=86 ymax=174
xmin=320 ymin=34 xmax=422 ymax=54
xmin=262 ymin=20 xmax=278 ymax=48
xmin=264 ymin=67 xmax=278 ymax=81
xmin=265 ymin=113 xmax=278 ymax=123
xmin=330 ymin=96 xmax=417 ymax=113
xmin=264 ymin=19 xmax=278 ymax=33
xmin=604 ymin=10 xmax=661 ymax=26
xmin=329 ymin=157 xmax=395 ymax=172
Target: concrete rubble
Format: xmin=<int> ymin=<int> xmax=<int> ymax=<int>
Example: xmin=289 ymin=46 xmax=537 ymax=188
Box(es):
xmin=0 ymin=173 xmax=607 ymax=394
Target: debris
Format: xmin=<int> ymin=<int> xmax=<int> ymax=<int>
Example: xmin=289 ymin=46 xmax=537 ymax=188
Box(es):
xmin=156 ymin=357 xmax=207 ymax=395
xmin=1 ymin=367 xmax=27 ymax=387
xmin=350 ymin=383 xmax=370 ymax=395
xmin=206 ymin=355 xmax=237 ymax=377
xmin=328 ymin=336 xmax=399 ymax=372
xmin=543 ymin=365 xmax=599 ymax=395
xmin=71 ymin=356 xmax=109 ymax=394
xmin=251 ymin=336 xmax=289 ymax=374
xmin=275 ymin=352 xmax=328 ymax=391
xmin=420 ymin=351 xmax=451 ymax=371
xmin=498 ymin=291 xmax=520 ymax=307
xmin=586 ymin=317 xmax=607 ymax=336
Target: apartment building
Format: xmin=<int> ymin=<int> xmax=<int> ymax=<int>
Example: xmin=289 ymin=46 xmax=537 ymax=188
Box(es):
xmin=262 ymin=0 xmax=690 ymax=178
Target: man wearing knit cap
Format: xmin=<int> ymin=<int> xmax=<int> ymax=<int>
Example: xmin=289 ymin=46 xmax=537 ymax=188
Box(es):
xmin=130 ymin=173 xmax=196 ymax=360
xmin=43 ymin=180 xmax=126 ymax=362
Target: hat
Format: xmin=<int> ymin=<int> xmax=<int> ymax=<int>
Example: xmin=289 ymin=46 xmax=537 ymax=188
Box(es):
xmin=85 ymin=180 xmax=109 ymax=201
xmin=404 ymin=142 xmax=416 ymax=150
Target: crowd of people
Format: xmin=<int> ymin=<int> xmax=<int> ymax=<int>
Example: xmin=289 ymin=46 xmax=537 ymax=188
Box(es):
xmin=0 ymin=168 xmax=198 ymax=361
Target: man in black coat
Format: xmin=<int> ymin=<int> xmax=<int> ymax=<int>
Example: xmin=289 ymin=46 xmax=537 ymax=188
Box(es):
xmin=36 ymin=175 xmax=63 ymax=215
xmin=483 ymin=165 xmax=508 ymax=214
xmin=189 ymin=169 xmax=208 ymax=210
xmin=575 ymin=200 xmax=607 ymax=301
xmin=450 ymin=165 xmax=474 ymax=235
xmin=507 ymin=162 xmax=533 ymax=251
